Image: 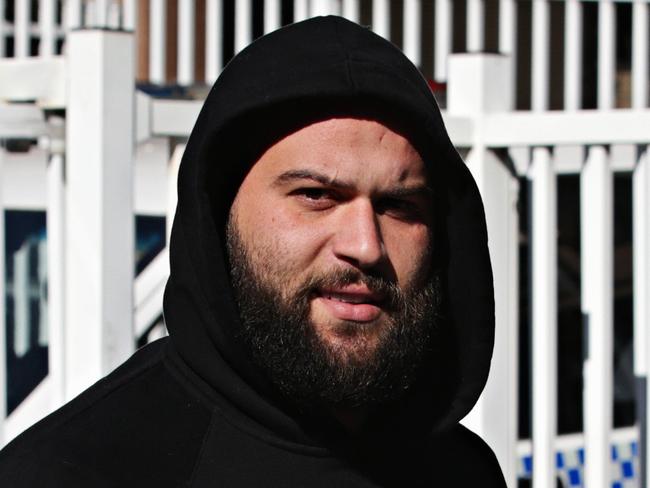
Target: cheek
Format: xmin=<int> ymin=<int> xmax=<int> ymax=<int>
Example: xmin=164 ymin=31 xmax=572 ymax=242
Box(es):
xmin=383 ymin=225 xmax=432 ymax=285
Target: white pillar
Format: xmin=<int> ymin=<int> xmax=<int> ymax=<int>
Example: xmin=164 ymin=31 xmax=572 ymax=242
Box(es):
xmin=499 ymin=0 xmax=515 ymax=55
xmin=598 ymin=0 xmax=615 ymax=110
xmin=564 ymin=0 xmax=582 ymax=111
xmin=434 ymin=0 xmax=452 ymax=82
xmin=149 ymin=0 xmax=167 ymax=85
xmin=403 ymin=0 xmax=420 ymax=67
xmin=178 ymin=0 xmax=195 ymax=86
xmin=634 ymin=147 xmax=650 ymax=484
xmin=531 ymin=0 xmax=549 ymax=112
xmin=581 ymin=145 xmax=613 ymax=488
xmin=235 ymin=0 xmax=252 ymax=54
xmin=264 ymin=0 xmax=281 ymax=34
xmin=466 ymin=0 xmax=484 ymax=53
xmin=13 ymin=245 xmax=30 ymax=358
xmin=632 ymin=0 xmax=649 ymax=109
xmin=448 ymin=54 xmax=518 ymax=488
xmin=531 ymin=146 xmax=557 ymax=488
xmin=206 ymin=0 xmax=223 ymax=84
xmin=65 ymin=30 xmax=135 ymax=400
xmin=342 ymin=0 xmax=359 ymax=23
xmin=15 ymin=0 xmax=30 ymax=58
xmin=372 ymin=0 xmax=390 ymax=40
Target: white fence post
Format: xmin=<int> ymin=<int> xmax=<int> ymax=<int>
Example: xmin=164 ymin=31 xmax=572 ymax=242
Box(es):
xmin=293 ymin=0 xmax=309 ymax=23
xmin=448 ymin=53 xmax=518 ymax=488
xmin=64 ymin=0 xmax=83 ymax=31
xmin=531 ymin=145 xmax=557 ymax=488
xmin=581 ymin=145 xmax=614 ymax=488
xmin=634 ymin=146 xmax=650 ymax=486
xmin=65 ymin=30 xmax=135 ymax=400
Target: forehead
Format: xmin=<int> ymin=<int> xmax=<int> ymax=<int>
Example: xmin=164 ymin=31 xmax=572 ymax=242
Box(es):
xmin=246 ymin=117 xmax=428 ymax=186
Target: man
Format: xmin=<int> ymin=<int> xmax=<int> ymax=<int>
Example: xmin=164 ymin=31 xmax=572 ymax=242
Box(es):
xmin=0 ymin=16 xmax=504 ymax=486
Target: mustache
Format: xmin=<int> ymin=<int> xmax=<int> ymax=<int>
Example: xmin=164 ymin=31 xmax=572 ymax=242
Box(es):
xmin=295 ymin=268 xmax=405 ymax=311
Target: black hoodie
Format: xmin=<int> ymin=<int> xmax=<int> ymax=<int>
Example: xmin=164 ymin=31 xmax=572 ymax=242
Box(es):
xmin=0 ymin=16 xmax=505 ymax=487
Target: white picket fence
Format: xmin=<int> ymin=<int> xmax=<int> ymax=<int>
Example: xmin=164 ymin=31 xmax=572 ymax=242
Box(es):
xmin=0 ymin=2 xmax=649 ymax=488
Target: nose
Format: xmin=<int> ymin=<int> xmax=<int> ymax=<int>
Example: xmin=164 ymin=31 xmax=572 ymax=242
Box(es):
xmin=332 ymin=199 xmax=386 ymax=269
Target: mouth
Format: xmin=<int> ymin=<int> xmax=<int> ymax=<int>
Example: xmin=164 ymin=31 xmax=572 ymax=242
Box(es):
xmin=313 ymin=286 xmax=386 ymax=323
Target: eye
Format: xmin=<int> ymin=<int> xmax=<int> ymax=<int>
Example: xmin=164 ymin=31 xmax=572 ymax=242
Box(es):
xmin=376 ymin=198 xmax=424 ymax=221
xmin=290 ymin=187 xmax=339 ymax=209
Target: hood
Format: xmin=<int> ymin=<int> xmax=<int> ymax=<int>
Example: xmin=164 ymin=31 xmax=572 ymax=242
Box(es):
xmin=163 ymin=16 xmax=494 ymax=449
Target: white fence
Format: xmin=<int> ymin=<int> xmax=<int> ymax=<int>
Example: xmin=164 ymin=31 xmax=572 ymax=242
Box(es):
xmin=0 ymin=2 xmax=649 ymax=488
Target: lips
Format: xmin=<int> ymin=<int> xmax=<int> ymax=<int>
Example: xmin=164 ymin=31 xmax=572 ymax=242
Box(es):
xmin=314 ymin=286 xmax=385 ymax=322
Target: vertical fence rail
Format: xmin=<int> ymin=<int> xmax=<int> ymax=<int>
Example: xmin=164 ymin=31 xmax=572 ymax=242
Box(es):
xmin=634 ymin=146 xmax=650 ymax=487
xmin=403 ymin=0 xmax=420 ymax=67
xmin=564 ymin=0 xmax=582 ymax=110
xmin=434 ymin=0 xmax=451 ymax=82
xmin=598 ymin=0 xmax=615 ymax=109
xmin=123 ymin=0 xmax=138 ymax=30
xmin=178 ymin=0 xmax=195 ymax=86
xmin=581 ymin=145 xmax=614 ymax=488
xmin=149 ymin=0 xmax=167 ymax=85
xmin=532 ymin=0 xmax=549 ymax=112
xmin=264 ymin=0 xmax=281 ymax=34
xmin=372 ymin=0 xmax=390 ymax=40
xmin=294 ymin=0 xmax=309 ymax=23
xmin=632 ymin=0 xmax=649 ymax=110
xmin=531 ymin=146 xmax=557 ymax=488
xmin=39 ymin=0 xmax=57 ymax=57
xmin=342 ymin=0 xmax=360 ymax=24
xmin=64 ymin=0 xmax=82 ymax=31
xmin=205 ymin=0 xmax=223 ymax=84
xmin=0 ymin=0 xmax=5 ymax=58
xmin=235 ymin=0 xmax=252 ymax=54
xmin=467 ymin=0 xmax=484 ymax=53
xmin=15 ymin=0 xmax=30 ymax=58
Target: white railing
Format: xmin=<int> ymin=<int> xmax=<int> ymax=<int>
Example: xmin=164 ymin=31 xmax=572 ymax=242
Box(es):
xmin=0 ymin=1 xmax=648 ymax=110
xmin=0 ymin=2 xmax=649 ymax=488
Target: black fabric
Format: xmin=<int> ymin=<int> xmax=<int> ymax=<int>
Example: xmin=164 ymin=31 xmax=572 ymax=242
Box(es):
xmin=0 ymin=16 xmax=503 ymax=487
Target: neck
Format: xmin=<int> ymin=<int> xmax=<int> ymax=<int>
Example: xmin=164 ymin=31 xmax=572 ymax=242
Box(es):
xmin=331 ymin=406 xmax=369 ymax=434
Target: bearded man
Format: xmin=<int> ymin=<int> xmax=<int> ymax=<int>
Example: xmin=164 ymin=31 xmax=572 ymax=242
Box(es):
xmin=0 ymin=16 xmax=505 ymax=487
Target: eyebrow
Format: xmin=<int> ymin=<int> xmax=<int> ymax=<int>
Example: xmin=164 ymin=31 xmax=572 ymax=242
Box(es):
xmin=273 ymin=168 xmax=433 ymax=199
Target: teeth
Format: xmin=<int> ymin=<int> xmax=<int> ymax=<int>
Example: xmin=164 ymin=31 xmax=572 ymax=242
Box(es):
xmin=325 ymin=293 xmax=368 ymax=304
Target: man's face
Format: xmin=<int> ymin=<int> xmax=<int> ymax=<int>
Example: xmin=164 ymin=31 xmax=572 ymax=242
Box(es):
xmin=227 ymin=117 xmax=439 ymax=408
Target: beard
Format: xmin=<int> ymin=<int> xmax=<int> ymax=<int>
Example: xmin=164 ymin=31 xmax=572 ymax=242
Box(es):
xmin=226 ymin=216 xmax=442 ymax=410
